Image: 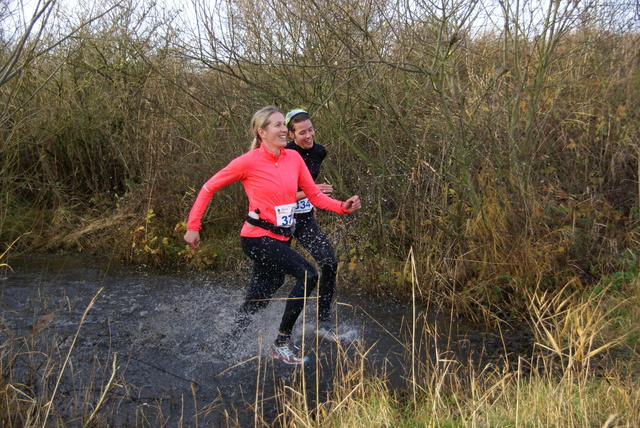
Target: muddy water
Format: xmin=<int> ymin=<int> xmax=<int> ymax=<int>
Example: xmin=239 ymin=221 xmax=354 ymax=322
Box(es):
xmin=0 ymin=254 xmax=532 ymax=426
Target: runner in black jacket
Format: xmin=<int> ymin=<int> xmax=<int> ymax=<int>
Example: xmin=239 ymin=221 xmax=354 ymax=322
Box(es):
xmin=284 ymin=108 xmax=339 ymax=338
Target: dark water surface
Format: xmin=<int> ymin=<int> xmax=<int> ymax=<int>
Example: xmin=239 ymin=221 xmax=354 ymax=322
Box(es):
xmin=0 ymin=254 xmax=533 ymax=426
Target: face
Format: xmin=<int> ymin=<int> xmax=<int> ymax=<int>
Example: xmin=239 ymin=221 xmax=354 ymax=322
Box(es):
xmin=289 ymin=119 xmax=315 ymax=150
xmin=258 ymin=112 xmax=288 ymax=153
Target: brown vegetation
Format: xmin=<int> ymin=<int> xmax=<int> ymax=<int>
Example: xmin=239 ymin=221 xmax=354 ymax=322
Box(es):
xmin=1 ymin=0 xmax=639 ymax=338
xmin=1 ymin=0 xmax=639 ymax=424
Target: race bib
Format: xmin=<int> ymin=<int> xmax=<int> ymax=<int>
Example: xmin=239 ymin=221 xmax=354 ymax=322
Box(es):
xmin=275 ymin=203 xmax=296 ymax=227
xmin=294 ymin=198 xmax=314 ymax=214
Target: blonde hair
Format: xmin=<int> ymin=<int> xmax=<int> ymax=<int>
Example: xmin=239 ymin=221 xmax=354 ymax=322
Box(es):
xmin=249 ymin=105 xmax=282 ymax=150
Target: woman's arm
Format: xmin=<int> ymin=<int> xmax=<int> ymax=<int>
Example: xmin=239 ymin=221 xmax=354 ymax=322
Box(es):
xmin=296 ymin=156 xmax=359 ymax=214
xmin=295 ymin=183 xmax=332 ymax=201
xmin=184 ymin=155 xmax=248 ymax=246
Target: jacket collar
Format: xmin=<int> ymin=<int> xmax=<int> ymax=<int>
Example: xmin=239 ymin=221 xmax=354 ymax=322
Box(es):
xmin=259 ymin=143 xmax=287 ymax=161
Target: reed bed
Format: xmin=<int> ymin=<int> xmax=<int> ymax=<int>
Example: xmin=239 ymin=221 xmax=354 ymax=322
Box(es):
xmin=274 ymin=274 xmax=639 ymax=427
xmin=1 ymin=261 xmax=637 ymax=427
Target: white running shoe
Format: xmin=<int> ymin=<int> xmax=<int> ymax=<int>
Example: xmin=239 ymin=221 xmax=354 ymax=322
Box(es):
xmin=270 ymin=339 xmax=309 ymax=364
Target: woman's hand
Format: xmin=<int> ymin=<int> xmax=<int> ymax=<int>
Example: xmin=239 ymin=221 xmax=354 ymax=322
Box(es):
xmin=316 ymin=183 xmax=333 ymax=195
xmin=343 ymin=195 xmax=361 ymax=213
xmin=184 ymin=230 xmax=201 ymax=250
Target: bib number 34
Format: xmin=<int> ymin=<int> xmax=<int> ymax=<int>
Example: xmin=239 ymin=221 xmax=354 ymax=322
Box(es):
xmin=294 ymin=198 xmax=314 ymax=214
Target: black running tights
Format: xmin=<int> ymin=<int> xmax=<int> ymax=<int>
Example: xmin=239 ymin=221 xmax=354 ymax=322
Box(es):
xmin=240 ymin=236 xmax=318 ymax=336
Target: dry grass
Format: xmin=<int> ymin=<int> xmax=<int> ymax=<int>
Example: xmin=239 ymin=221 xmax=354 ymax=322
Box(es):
xmin=1 ymin=268 xmax=638 ymax=426
xmin=274 ymin=267 xmax=640 ymax=428
xmin=0 ymin=288 xmax=113 ymax=427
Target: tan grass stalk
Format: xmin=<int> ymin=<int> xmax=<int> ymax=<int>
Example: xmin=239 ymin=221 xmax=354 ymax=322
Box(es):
xmin=41 ymin=286 xmax=103 ymax=426
xmin=299 ymin=273 xmax=310 ymax=424
xmin=408 ymin=247 xmax=418 ymax=407
xmin=0 ymin=236 xmax=23 ymax=268
xmin=82 ymin=352 xmax=119 ymax=427
xmin=190 ymin=381 xmax=198 ymax=428
xmin=254 ymin=334 xmax=262 ymax=428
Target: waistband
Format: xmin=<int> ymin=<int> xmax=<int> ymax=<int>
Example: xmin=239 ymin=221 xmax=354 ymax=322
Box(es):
xmin=246 ymin=209 xmax=295 ymax=238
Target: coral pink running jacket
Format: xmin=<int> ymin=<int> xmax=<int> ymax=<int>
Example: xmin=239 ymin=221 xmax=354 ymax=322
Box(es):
xmin=186 ymin=144 xmax=347 ymax=241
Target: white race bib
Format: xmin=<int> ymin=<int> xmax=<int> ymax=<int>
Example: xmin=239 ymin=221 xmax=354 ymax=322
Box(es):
xmin=274 ymin=203 xmax=296 ymax=227
xmin=294 ymin=198 xmax=314 ymax=214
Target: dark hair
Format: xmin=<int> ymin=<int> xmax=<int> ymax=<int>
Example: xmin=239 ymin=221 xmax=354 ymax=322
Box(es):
xmin=285 ymin=110 xmax=311 ymax=133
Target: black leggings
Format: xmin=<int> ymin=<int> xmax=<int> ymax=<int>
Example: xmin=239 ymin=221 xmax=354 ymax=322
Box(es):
xmin=292 ymin=213 xmax=337 ymax=323
xmin=240 ymin=236 xmax=319 ymax=336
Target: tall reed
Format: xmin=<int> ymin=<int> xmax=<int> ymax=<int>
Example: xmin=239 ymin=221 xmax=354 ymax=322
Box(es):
xmin=272 ymin=256 xmax=639 ymax=427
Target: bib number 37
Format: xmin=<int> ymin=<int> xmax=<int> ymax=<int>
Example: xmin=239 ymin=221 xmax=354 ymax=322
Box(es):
xmin=275 ymin=203 xmax=296 ymax=227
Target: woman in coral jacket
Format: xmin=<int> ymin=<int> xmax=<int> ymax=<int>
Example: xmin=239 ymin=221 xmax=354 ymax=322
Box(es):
xmin=184 ymin=106 xmax=361 ymax=364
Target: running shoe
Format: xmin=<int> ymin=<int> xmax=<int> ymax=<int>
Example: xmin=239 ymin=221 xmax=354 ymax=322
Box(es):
xmin=270 ymin=339 xmax=309 ymax=364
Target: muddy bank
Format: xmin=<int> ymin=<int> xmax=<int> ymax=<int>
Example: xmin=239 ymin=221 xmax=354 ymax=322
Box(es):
xmin=0 ymin=254 xmax=534 ymax=426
